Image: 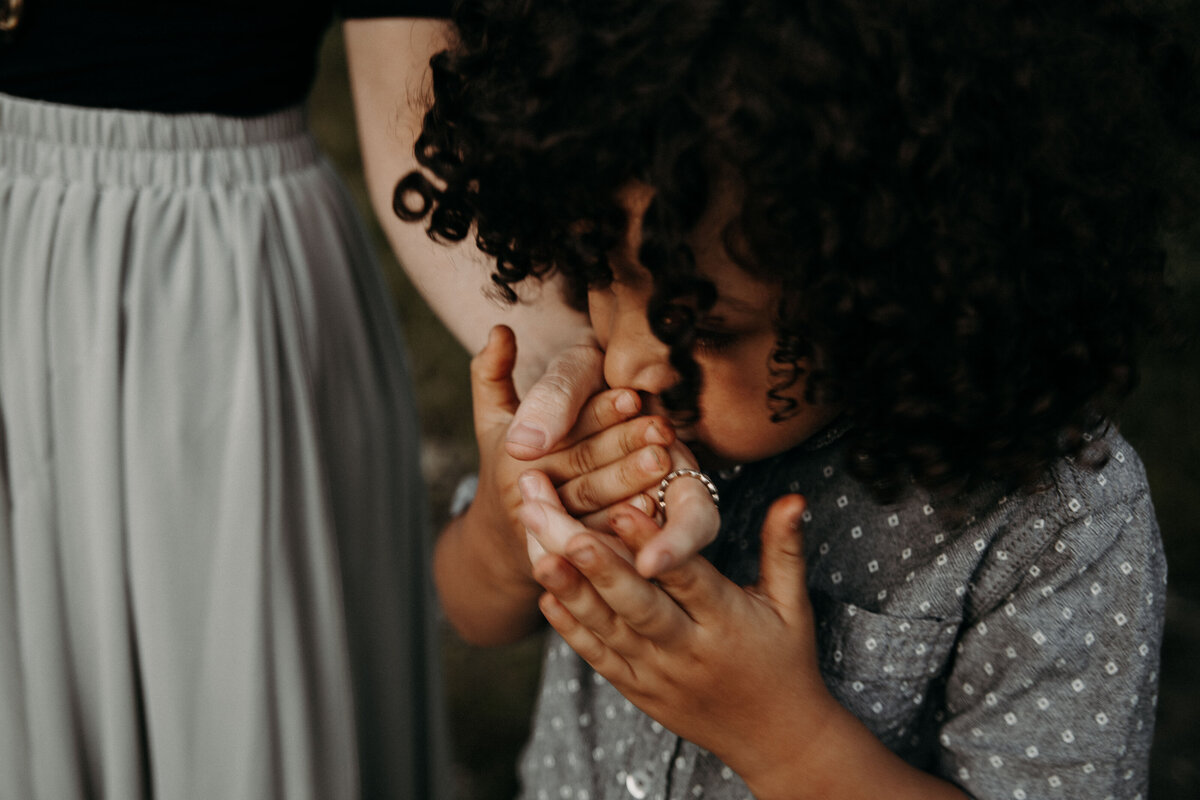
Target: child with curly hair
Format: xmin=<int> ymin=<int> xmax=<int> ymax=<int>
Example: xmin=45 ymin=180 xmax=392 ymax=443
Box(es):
xmin=405 ymin=1 xmax=1198 ymax=797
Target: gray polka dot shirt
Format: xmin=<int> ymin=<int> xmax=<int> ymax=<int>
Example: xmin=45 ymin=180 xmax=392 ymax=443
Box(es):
xmin=517 ymin=428 xmax=1165 ymax=800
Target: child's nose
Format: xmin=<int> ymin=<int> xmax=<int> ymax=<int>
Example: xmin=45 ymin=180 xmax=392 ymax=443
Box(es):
xmin=601 ymin=307 xmax=678 ymax=397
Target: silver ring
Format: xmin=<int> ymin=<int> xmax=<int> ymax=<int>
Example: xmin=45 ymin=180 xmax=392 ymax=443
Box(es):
xmin=656 ymin=469 xmax=720 ymax=519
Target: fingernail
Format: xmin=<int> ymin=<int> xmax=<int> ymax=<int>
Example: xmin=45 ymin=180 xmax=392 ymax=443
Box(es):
xmin=615 ymin=391 xmax=639 ymax=416
xmin=518 ymin=473 xmax=540 ymax=499
xmin=639 ymin=446 xmax=665 ymax=472
xmin=609 ymin=511 xmax=632 ymax=534
xmin=630 ymin=495 xmax=649 ymax=516
xmin=645 ymin=420 xmax=671 ymax=446
xmin=507 ymin=423 xmax=546 ymax=451
xmin=569 ymin=544 xmax=597 ymax=568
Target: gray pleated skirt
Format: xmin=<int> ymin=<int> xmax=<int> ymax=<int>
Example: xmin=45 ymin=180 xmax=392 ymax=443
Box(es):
xmin=0 ymin=92 xmax=446 ymax=800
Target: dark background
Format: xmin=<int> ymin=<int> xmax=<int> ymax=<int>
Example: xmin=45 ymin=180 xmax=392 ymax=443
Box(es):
xmin=310 ymin=25 xmax=1199 ymax=799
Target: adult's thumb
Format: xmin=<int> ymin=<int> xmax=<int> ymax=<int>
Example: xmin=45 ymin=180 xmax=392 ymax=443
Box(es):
xmin=506 ymin=342 xmax=605 ymax=460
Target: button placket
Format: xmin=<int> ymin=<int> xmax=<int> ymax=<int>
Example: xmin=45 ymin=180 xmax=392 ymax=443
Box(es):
xmin=665 ymin=739 xmax=700 ymax=800
xmin=618 ymin=713 xmax=679 ymax=800
xmin=624 ymin=769 xmax=651 ymax=799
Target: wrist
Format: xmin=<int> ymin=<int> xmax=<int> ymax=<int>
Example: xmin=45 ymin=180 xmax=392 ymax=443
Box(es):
xmin=459 ymin=495 xmax=541 ymax=596
xmin=434 ymin=502 xmax=544 ymax=646
xmin=730 ymin=685 xmax=845 ymax=800
xmin=744 ymin=700 xmax=967 ymax=800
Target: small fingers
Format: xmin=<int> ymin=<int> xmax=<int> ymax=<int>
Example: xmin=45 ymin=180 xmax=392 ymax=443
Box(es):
xmin=559 ymin=533 xmax=690 ymax=644
xmin=554 ymin=441 xmax=671 ymax=516
xmin=567 ymin=388 xmax=645 ymax=442
xmin=537 ymin=591 xmax=636 ymax=686
xmin=578 ymin=494 xmax=658 ymax=533
xmin=634 ymin=472 xmax=721 ymax=577
xmin=540 ymin=412 xmax=672 ymax=482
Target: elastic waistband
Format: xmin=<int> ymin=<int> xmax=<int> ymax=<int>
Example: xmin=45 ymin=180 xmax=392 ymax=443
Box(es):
xmin=0 ymin=92 xmax=320 ymax=188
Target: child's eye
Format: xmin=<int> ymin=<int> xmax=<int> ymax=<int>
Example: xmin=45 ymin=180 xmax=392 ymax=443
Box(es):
xmin=694 ymin=328 xmax=740 ymax=354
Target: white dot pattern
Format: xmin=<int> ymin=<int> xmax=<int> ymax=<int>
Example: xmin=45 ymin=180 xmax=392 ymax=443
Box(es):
xmin=517 ymin=432 xmax=1164 ymax=800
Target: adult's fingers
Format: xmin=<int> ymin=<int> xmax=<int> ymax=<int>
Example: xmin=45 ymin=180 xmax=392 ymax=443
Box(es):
xmin=471 ymin=326 xmax=521 ymax=434
xmin=506 ymin=342 xmax=606 ymax=459
xmin=517 ymin=471 xmax=589 ymax=556
xmin=535 ymin=587 xmax=638 ymax=688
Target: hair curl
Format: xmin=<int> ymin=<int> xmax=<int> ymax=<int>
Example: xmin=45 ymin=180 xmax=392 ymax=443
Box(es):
xmin=398 ymin=0 xmax=1198 ymax=500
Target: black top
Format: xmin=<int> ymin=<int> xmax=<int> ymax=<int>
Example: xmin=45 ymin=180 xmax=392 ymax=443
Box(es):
xmin=0 ymin=0 xmax=449 ymax=116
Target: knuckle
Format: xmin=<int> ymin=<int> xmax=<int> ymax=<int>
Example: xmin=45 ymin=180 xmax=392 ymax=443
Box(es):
xmin=532 ymin=372 xmax=580 ymax=407
xmin=626 ymin=603 xmax=660 ymax=631
xmin=566 ymin=441 xmax=597 ymax=475
xmin=576 ymin=637 xmax=608 ymax=667
xmin=468 ymin=350 xmax=489 ymax=380
xmin=662 ymin=564 xmax=700 ymax=595
xmin=565 ymin=478 xmax=603 ymax=514
xmin=584 ymin=395 xmax=610 ymax=429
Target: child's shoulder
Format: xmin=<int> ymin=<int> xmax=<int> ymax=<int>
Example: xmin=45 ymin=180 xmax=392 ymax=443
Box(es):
xmin=1024 ymin=429 xmax=1157 ymax=554
xmin=964 ymin=429 xmax=1163 ymax=623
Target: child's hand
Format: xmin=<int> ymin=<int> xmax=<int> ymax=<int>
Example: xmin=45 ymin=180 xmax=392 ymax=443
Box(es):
xmin=436 ymin=325 xmax=679 ymax=645
xmin=517 ymin=448 xmax=721 ymax=578
xmin=521 ymin=485 xmax=843 ymax=796
xmin=464 ymin=325 xmax=676 ymax=576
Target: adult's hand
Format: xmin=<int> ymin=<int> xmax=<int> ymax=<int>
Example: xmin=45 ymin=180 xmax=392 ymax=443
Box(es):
xmin=434 ymin=325 xmax=673 ymax=645
xmin=504 ymin=339 xmax=607 ymax=459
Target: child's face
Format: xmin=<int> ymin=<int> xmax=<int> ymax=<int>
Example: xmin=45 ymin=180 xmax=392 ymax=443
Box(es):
xmin=589 ymin=184 xmax=840 ymax=470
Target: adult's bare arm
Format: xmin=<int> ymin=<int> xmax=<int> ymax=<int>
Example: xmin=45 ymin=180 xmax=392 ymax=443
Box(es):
xmin=343 ymin=18 xmax=594 ymax=399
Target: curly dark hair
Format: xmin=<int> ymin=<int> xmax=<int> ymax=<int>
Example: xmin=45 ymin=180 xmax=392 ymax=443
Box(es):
xmin=397 ymin=0 xmax=1198 ymax=500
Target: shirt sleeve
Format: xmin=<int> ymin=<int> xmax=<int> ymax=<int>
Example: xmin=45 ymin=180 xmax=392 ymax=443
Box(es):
xmin=934 ymin=457 xmax=1166 ymax=800
xmin=337 ymin=0 xmax=451 ymax=19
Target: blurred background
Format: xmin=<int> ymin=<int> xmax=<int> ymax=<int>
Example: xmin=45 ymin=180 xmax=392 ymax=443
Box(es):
xmin=309 ymin=24 xmax=1199 ymax=800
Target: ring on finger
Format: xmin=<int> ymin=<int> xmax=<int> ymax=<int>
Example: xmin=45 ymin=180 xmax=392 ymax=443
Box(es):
xmin=656 ymin=468 xmax=720 ymax=520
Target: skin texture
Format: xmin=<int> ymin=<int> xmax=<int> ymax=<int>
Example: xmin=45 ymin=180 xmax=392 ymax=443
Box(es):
xmin=387 ymin=3 xmax=1193 ymax=795
xmin=512 ymin=186 xmax=966 ymax=798
xmin=433 ymin=326 xmax=676 ymax=646
xmin=521 ymin=487 xmax=968 ymax=800
xmin=433 ymin=325 xmax=740 ymax=645
xmin=403 ymin=1 xmax=1192 ymax=503
xmin=348 ymin=22 xmax=716 ymax=635
xmin=345 ymin=19 xmax=595 ymax=400
xmin=591 ymin=183 xmax=842 ymax=471
xmin=348 ymin=19 xmax=629 ymax=467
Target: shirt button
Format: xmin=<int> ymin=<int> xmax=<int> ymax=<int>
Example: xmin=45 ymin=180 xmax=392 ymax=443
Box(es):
xmin=625 ymin=768 xmax=651 ymax=799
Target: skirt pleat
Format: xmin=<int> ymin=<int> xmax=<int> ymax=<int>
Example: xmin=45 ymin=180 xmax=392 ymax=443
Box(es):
xmin=0 ymin=92 xmax=445 ymax=800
